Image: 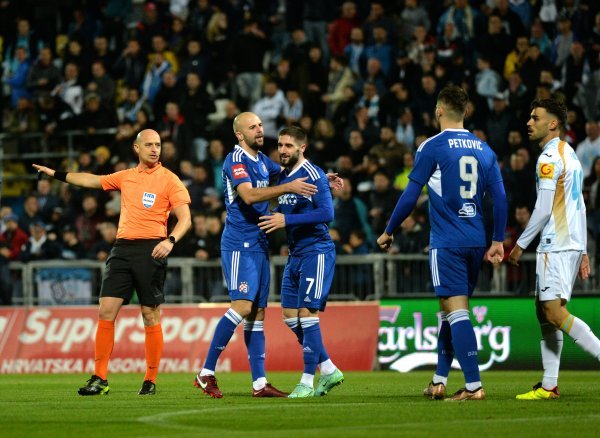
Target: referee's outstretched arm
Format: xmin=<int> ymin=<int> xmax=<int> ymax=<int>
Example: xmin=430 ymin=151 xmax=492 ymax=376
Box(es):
xmin=32 ymin=164 xmax=102 ymax=189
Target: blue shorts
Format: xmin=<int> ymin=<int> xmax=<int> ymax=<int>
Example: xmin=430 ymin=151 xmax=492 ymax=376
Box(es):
xmin=429 ymin=247 xmax=485 ymax=297
xmin=221 ymin=250 xmax=270 ymax=308
xmin=281 ymin=250 xmax=336 ymax=311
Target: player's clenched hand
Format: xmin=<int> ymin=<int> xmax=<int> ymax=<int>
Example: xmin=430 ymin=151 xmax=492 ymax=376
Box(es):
xmin=32 ymin=163 xmax=55 ymax=177
xmin=484 ymin=240 xmax=504 ymax=266
xmin=579 ymin=254 xmax=591 ymax=280
xmin=258 ymin=212 xmax=285 ymax=234
xmin=507 ymin=245 xmax=523 ymax=266
xmin=287 ymin=177 xmax=318 ymax=196
xmin=377 ymin=232 xmax=393 ymax=251
xmin=152 ymin=239 xmax=173 ymax=259
xmin=327 ymin=172 xmax=344 ymax=190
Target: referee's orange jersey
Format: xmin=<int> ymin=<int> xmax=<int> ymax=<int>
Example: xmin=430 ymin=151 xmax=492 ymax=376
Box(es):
xmin=99 ymin=163 xmax=191 ymax=240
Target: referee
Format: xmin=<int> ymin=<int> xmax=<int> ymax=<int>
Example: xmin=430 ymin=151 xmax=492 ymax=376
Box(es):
xmin=33 ymin=129 xmax=192 ymax=396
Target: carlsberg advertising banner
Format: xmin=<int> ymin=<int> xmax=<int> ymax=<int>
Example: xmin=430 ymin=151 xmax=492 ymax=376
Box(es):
xmin=379 ymin=297 xmax=600 ymax=371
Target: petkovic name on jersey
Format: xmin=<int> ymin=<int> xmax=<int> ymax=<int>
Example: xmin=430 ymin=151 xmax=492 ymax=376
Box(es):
xmin=447 ymin=138 xmax=483 ymax=150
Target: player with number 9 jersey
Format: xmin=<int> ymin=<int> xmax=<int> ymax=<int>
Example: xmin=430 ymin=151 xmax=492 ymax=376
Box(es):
xmin=410 ymin=129 xmax=503 ymax=249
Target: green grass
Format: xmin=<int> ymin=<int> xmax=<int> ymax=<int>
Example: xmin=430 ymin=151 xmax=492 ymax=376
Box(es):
xmin=1 ymin=371 xmax=599 ymax=437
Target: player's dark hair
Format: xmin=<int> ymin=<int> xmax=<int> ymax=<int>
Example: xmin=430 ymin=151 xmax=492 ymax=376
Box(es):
xmin=530 ymin=98 xmax=567 ymax=129
xmin=279 ymin=125 xmax=307 ymax=144
xmin=437 ymin=84 xmax=469 ymax=120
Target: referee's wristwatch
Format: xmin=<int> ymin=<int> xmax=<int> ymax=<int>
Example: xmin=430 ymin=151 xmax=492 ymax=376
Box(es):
xmin=168 ymin=235 xmax=177 ymax=244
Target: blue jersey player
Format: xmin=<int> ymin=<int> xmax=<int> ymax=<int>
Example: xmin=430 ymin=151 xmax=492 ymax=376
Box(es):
xmin=377 ymin=85 xmax=508 ymax=401
xmin=194 ymin=112 xmax=319 ymax=398
xmin=258 ymin=126 xmax=344 ymax=398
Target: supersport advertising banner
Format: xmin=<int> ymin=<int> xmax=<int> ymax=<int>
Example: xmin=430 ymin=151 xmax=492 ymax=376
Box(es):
xmin=379 ymin=297 xmax=600 ymax=371
xmin=0 ymin=303 xmax=379 ymax=374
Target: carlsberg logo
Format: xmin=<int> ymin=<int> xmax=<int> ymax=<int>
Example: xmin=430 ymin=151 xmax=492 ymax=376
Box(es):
xmin=378 ymin=305 xmax=511 ymax=372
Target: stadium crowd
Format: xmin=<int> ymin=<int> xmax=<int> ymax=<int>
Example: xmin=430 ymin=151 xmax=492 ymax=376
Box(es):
xmin=1 ymin=0 xmax=600 ymax=304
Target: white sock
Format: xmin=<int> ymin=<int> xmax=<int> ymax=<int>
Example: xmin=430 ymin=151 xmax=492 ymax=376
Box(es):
xmin=301 ymin=373 xmax=314 ymax=387
xmin=465 ymin=381 xmax=481 ymax=391
xmin=562 ymin=316 xmax=600 ymax=360
xmin=319 ymin=359 xmax=336 ymax=375
xmin=432 ymin=374 xmax=447 ymax=386
xmin=200 ymin=368 xmax=214 ymax=376
xmin=253 ymin=376 xmax=267 ymax=391
xmin=540 ymin=323 xmax=563 ymax=389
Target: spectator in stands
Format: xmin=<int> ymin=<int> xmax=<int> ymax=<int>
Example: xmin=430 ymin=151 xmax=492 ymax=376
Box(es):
xmin=486 ymin=93 xmax=517 ymax=159
xmin=363 ymin=2 xmax=397 ymax=46
xmin=395 ymin=107 xmax=417 ymax=151
xmin=299 ymin=44 xmax=328 ymax=119
xmin=150 ymin=34 xmax=179 ymax=75
xmin=364 ymin=26 xmax=394 ymax=79
xmin=177 ymin=213 xmax=220 ymax=260
xmin=530 ymin=17 xmax=553 ymax=60
xmin=576 ymin=120 xmax=600 ymax=177
xmin=391 ymin=210 xmax=429 ymax=255
xmin=187 ymin=163 xmax=212 ymax=212
xmin=79 ymin=93 xmax=118 ymax=147
xmin=475 ymin=54 xmax=502 ymax=110
xmin=19 ymin=194 xmax=42 ymax=233
xmin=157 ymin=101 xmax=192 ymax=158
xmin=230 ymin=17 xmax=270 ymax=109
xmin=117 ymin=86 xmax=152 ymax=124
xmin=179 ymin=72 xmax=215 ymax=161
xmin=561 ymin=41 xmax=589 ymax=103
xmin=59 ymin=224 xmax=87 ymax=260
xmin=328 ymin=2 xmax=360 ymax=57
xmin=3 ymin=18 xmax=42 ymax=73
xmin=332 ymin=177 xmax=374 ymax=248
xmin=493 ymin=0 xmax=526 ymax=40
xmin=504 ymin=35 xmax=530 ymax=81
xmin=52 ymin=62 xmax=84 ymax=116
xmin=401 ymin=0 xmax=431 ymax=45
xmin=26 ymin=47 xmax=61 ymax=101
xmin=62 ymin=39 xmax=91 ymax=83
xmin=75 ymin=193 xmax=106 ymax=251
xmin=88 ymin=221 xmax=117 ymax=261
xmin=552 ymin=14 xmax=576 ymax=69
xmin=0 ymin=214 xmax=29 ymax=263
xmin=142 ymin=52 xmax=172 ymax=105
xmin=87 ymin=61 xmax=116 ymax=106
xmin=368 ymin=171 xmax=399 ymax=236
xmin=414 ymin=74 xmax=438 ymax=130
xmin=322 ymin=55 xmax=355 ymax=120
xmin=178 ymin=39 xmax=209 ymax=85
xmin=112 ymin=38 xmax=147 ymax=89
xmin=203 ymin=139 xmax=225 ymax=194
xmin=20 ymin=220 xmax=61 ymax=262
xmin=370 ymin=125 xmax=408 ymax=173
xmin=6 ymin=96 xmax=39 ymax=140
xmin=344 ymin=27 xmax=367 ymax=78
xmin=92 ymin=35 xmax=116 ymax=72
xmin=135 ymin=2 xmax=169 ymax=52
xmin=522 ymin=41 xmax=555 ymax=92
xmin=35 ymin=178 xmax=60 ymax=222
xmin=436 ymin=0 xmax=483 ymax=50
xmin=210 ymin=100 xmax=240 ymax=152
xmin=5 ymin=46 xmax=32 ymax=108
xmin=252 ymin=80 xmax=286 ymax=151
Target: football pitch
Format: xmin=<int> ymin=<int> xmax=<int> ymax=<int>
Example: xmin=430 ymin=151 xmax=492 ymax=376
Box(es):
xmin=2 ymin=371 xmax=599 ymax=437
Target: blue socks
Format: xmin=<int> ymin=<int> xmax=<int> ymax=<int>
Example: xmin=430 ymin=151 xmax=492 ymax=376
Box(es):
xmin=284 ymin=317 xmax=303 ymax=345
xmin=301 ymin=317 xmax=324 ymax=375
xmin=203 ymin=309 xmax=242 ymax=372
xmin=435 ymin=311 xmax=454 ymax=380
xmin=447 ymin=309 xmax=481 ymax=388
xmin=244 ymin=320 xmax=266 ymax=382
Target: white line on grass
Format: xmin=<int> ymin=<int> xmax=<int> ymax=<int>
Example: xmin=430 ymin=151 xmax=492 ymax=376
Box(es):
xmin=137 ymin=406 xmax=600 ymax=433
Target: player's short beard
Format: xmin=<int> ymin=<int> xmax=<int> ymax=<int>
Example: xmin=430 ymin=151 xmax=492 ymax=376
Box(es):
xmin=244 ymin=134 xmax=263 ymax=151
xmin=282 ymin=150 xmax=300 ymax=169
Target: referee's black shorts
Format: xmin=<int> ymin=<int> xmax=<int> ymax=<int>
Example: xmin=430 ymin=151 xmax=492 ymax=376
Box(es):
xmin=100 ymin=239 xmax=167 ymax=306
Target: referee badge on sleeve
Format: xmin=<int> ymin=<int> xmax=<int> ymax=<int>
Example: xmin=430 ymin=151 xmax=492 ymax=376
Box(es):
xmin=143 ymin=192 xmax=156 ymax=208
xmin=538 ymin=163 xmax=554 ymax=179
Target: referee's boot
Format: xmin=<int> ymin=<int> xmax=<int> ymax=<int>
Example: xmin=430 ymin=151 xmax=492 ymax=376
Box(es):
xmin=138 ymin=380 xmax=156 ymax=395
xmin=78 ymin=375 xmax=110 ymax=396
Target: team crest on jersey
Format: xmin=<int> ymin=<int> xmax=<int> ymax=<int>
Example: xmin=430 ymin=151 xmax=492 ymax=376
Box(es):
xmin=260 ymin=162 xmax=268 ymax=176
xmin=142 ymin=192 xmax=156 ymax=208
xmin=238 ymin=281 xmax=249 ymax=293
xmin=232 ymin=164 xmax=249 ymax=179
xmin=538 ymin=163 xmax=554 ymax=179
